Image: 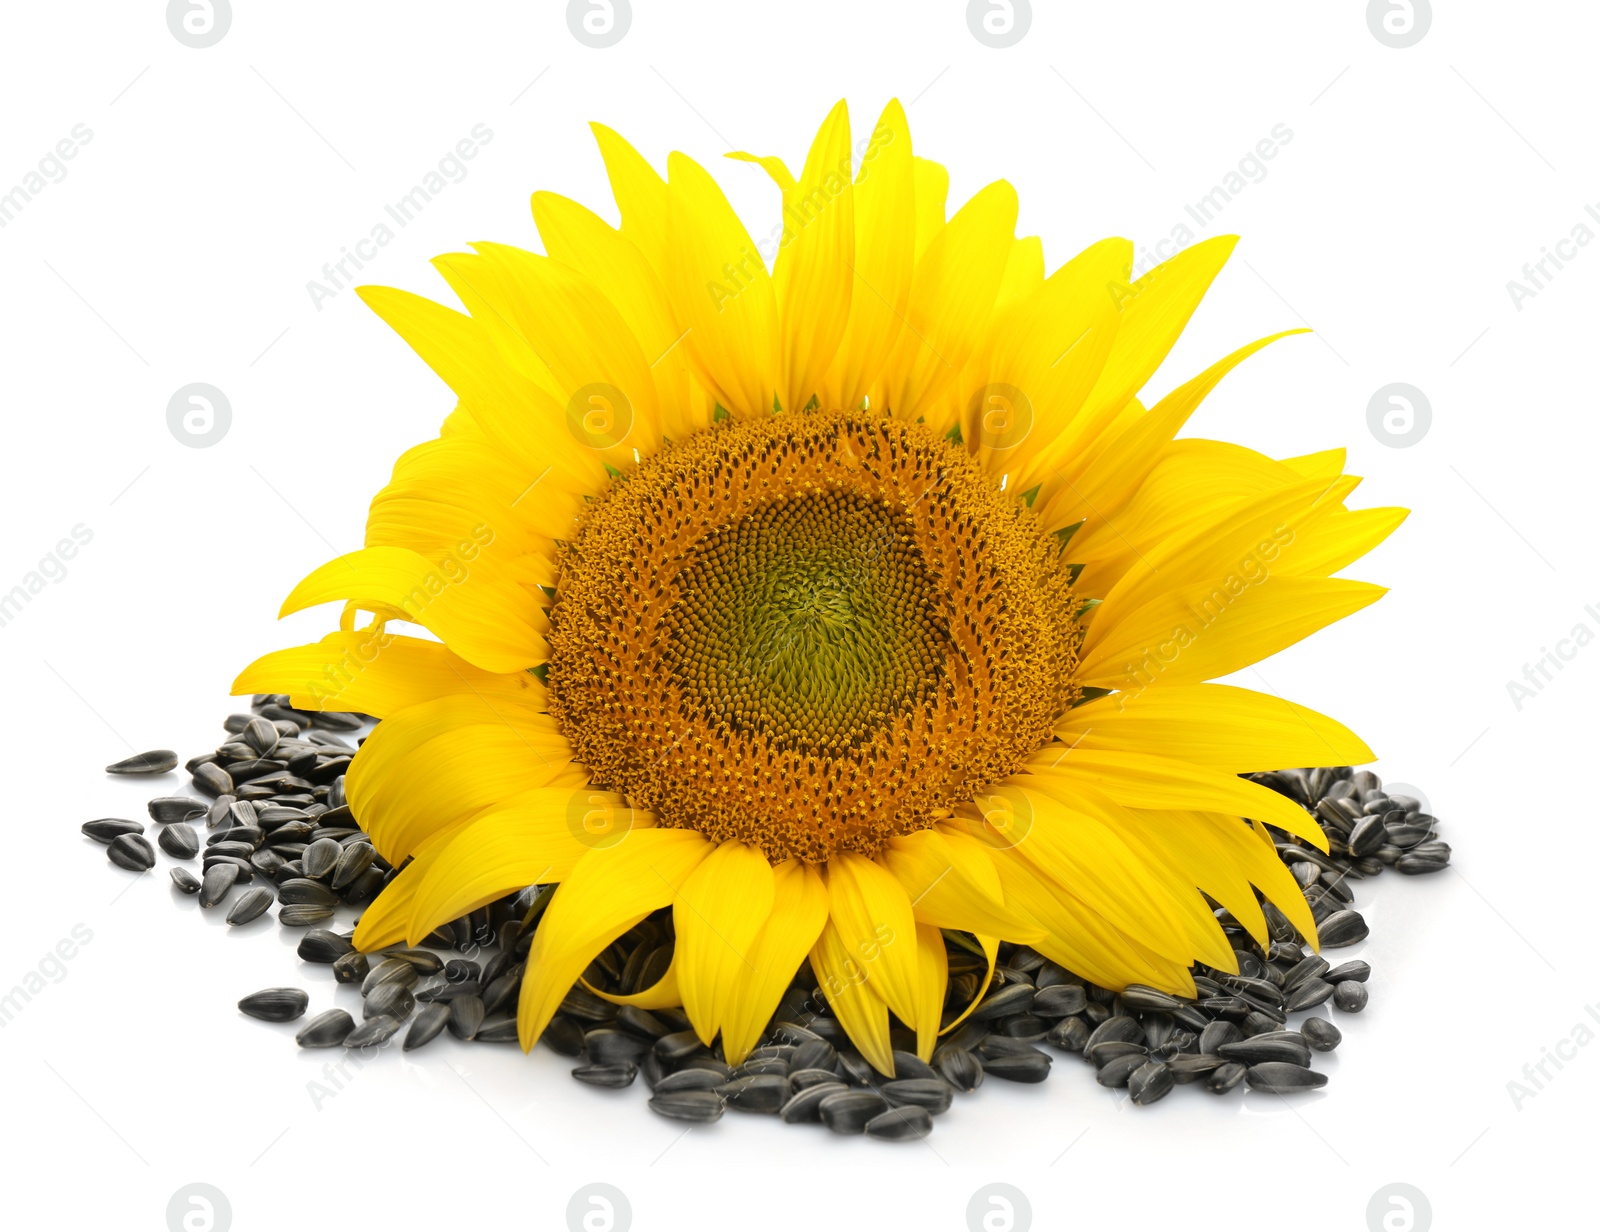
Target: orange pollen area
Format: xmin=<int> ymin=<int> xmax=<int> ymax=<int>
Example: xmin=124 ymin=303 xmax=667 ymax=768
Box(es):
xmin=545 ymin=410 xmax=1083 ymax=862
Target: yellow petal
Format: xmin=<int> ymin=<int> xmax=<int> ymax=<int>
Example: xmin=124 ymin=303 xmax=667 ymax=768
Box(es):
xmin=912 ymin=924 xmax=949 ymax=1061
xmin=911 ymin=157 xmax=948 ymax=262
xmin=232 ymin=631 xmax=542 ymax=718
xmin=590 ymin=122 xmax=669 ymax=270
xmin=825 ymin=852 xmax=921 ymax=1028
xmin=732 ymin=100 xmax=855 ymax=414
xmin=721 ymin=859 xmax=829 ymax=1065
xmin=826 ymin=98 xmax=914 ymax=412
xmin=517 ymin=829 xmax=714 ymax=1050
xmin=810 ymin=917 xmax=894 ymax=1075
xmin=280 ymin=546 xmax=546 ymax=675
xmin=879 ymin=828 xmax=1045 ymax=941
xmin=662 ymin=151 xmax=779 ymax=416
xmin=1056 ymin=682 xmax=1375 ymax=773
xmin=351 ymin=817 xmax=472 ymax=951
xmin=673 ymin=840 xmax=775 ymax=1045
xmin=584 ymin=950 xmax=681 ymax=1009
xmin=406 ymin=790 xmax=651 ymax=944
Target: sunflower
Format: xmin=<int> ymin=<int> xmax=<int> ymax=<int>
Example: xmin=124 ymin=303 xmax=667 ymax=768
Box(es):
xmin=235 ymin=99 xmax=1405 ymax=1076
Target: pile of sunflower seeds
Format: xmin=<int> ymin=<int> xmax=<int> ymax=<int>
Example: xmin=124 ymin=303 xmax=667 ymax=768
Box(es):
xmin=86 ymin=697 xmax=1449 ymax=1141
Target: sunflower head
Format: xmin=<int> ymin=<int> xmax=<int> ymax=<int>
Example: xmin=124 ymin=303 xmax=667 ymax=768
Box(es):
xmin=236 ymin=99 xmax=1405 ymax=1075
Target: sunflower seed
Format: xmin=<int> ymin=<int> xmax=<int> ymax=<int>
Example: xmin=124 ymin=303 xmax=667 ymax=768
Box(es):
xmin=1302 ymin=1017 xmax=1342 ymax=1051
xmin=779 ymin=1081 xmax=848 ymax=1123
xmin=148 ymin=796 xmax=206 ymax=824
xmin=361 ymin=958 xmax=420 ymax=995
xmin=1127 ymin=1060 xmax=1175 ymax=1105
xmin=278 ymin=878 xmax=339 ymax=907
xmin=820 ymin=1089 xmax=888 ymax=1133
xmin=296 ymin=929 xmax=352 ymax=963
xmin=882 ymin=1078 xmax=953 ymax=1114
xmin=934 ymin=1047 xmax=985 ymax=1092
xmin=543 ymin=1015 xmax=586 ymax=1056
xmin=649 ymin=1089 xmax=725 ymax=1123
xmin=1325 ymin=959 xmax=1370 ymax=983
xmin=364 ymin=983 xmax=415 ymax=1020
xmin=476 ymin=1013 xmax=520 ymax=1043
xmin=1198 ymin=1021 xmax=1243 ymax=1055
xmin=82 ymin=818 xmax=144 ymax=843
xmin=1199 ymin=1061 xmax=1245 ymax=1094
xmin=890 ymin=1050 xmax=938 ymax=1081
xmin=866 ymin=1105 xmax=933 ymax=1141
xmin=716 ymin=1073 xmax=788 ymax=1113
xmin=971 ymin=983 xmax=1034 ymax=1019
xmin=447 ymin=994 xmax=486 ymax=1040
xmin=789 ymin=1038 xmax=837 ymax=1073
xmin=1047 ymin=1017 xmax=1090 ymax=1052
xmin=156 ymin=823 xmax=199 ymax=860
xmin=1167 ymin=1054 xmax=1224 ymax=1083
xmin=983 ymin=1051 xmax=1052 ymax=1083
xmin=586 ymin=1029 xmax=649 ymax=1065
xmin=330 ymin=842 xmax=376 ymax=889
xmin=1244 ymin=1062 xmax=1328 ymax=1093
xmin=482 ymin=971 xmax=521 ymax=1015
xmin=243 ymin=717 xmax=280 ymax=755
xmin=301 ymin=838 xmax=342 ymax=879
xmin=1085 ymin=1015 xmax=1144 ymax=1051
xmin=106 ymin=749 xmax=178 ymax=775
xmin=296 ymin=1008 xmax=356 ymax=1047
xmin=1398 ymin=845 xmax=1450 ymax=874
xmin=1031 ymin=984 xmax=1087 ymax=1017
xmin=226 ymin=887 xmax=274 ymax=925
xmin=1119 ymin=984 xmax=1183 ymax=1013
xmin=1283 ymin=979 xmax=1334 ymax=1013
xmin=1218 ymin=1032 xmax=1312 ymax=1067
xmin=238 ymin=987 xmax=308 ymax=1022
xmin=654 ymin=1030 xmax=705 ymax=1062
xmin=192 ymin=864 xmax=238 ymax=908
xmin=277 ymin=904 xmax=333 ymax=927
xmin=192 ymin=763 xmax=234 ymax=798
xmin=573 ymin=1062 xmax=638 ymax=1088
xmin=1282 ymin=954 xmax=1331 ymax=992
xmin=170 ymin=867 xmax=201 ymax=894
xmin=345 ymin=1016 xmax=402 ymax=1049
xmin=387 ymin=948 xmax=443 ymax=975
xmin=1333 ymin=980 xmax=1369 ymax=1012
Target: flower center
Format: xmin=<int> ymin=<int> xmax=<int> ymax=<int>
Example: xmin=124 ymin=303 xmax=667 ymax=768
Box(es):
xmin=545 ymin=411 xmax=1083 ymax=862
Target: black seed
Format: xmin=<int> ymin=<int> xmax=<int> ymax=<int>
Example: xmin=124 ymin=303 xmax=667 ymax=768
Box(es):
xmin=586 ymin=1029 xmax=649 ymax=1065
xmin=448 ymin=994 xmax=486 ymax=1040
xmin=891 ymin=1050 xmax=938 ymax=1081
xmin=105 ymin=834 xmax=156 ymax=874
xmin=970 ymin=983 xmax=1033 ymax=1020
xmin=148 ymin=796 xmax=207 ymax=824
xmin=1096 ymin=1052 xmax=1147 ymax=1088
xmin=1119 ymin=984 xmax=1182 ymax=1013
xmin=170 ymin=867 xmax=201 ymax=894
xmin=1218 ymin=1032 xmax=1312 ymax=1067
xmin=238 ymin=987 xmax=308 ymax=1022
xmin=1318 ymin=909 xmax=1370 ymax=947
xmin=364 ymin=983 xmax=415 ymax=1021
xmin=1285 ymin=979 xmax=1334 ymax=1013
xmin=574 ymin=1062 xmax=638 ymax=1088
xmin=106 ymin=750 xmax=178 ymax=775
xmin=297 ymin=929 xmax=353 ymax=963
xmin=82 ymin=818 xmax=144 ymax=843
xmin=866 ymin=1105 xmax=934 ymax=1141
xmin=1302 ymin=1017 xmax=1342 ymax=1051
xmin=780 ymin=1081 xmax=849 ymax=1123
xmin=332 ymin=951 xmax=370 ymax=984
xmin=1333 ymin=980 xmax=1369 ymax=1012
xmin=1127 ymin=1061 xmax=1175 ymax=1105
xmin=820 ymin=1090 xmax=889 ymax=1134
xmin=330 ymin=842 xmax=376 ymax=889
xmin=197 ymin=863 xmax=238 ymax=907
xmin=934 ymin=1046 xmax=985 ymax=1092
xmin=654 ymin=1029 xmax=706 ymax=1062
xmin=193 ymin=763 xmax=235 ymax=797
xmin=278 ymin=904 xmax=334 ymax=927
xmin=1085 ymin=1015 xmax=1143 ymax=1051
xmin=1085 ymin=1039 xmax=1147 ymax=1067
xmin=1244 ymin=1062 xmax=1328 ymax=1093
xmin=302 ymin=838 xmax=341 ymax=879
xmin=474 ymin=1013 xmax=519 ymax=1043
xmin=543 ymin=1015 xmax=586 ymax=1056
xmin=882 ymin=1077 xmax=953 ymax=1113
xmin=716 ymin=1073 xmax=788 ymax=1113
xmin=226 ymin=888 xmax=274 ymax=925
xmin=1204 ymin=1061 xmax=1247 ymax=1094
xmin=277 ymin=878 xmax=339 ymax=907
xmin=345 ymin=1016 xmax=403 ymax=1048
xmin=1198 ymin=1021 xmax=1243 ymax=1055
xmin=1167 ymin=1054 xmax=1223 ymax=1083
xmin=649 ymin=1089 xmax=724 ymax=1123
xmin=1047 ymin=1017 xmax=1090 ymax=1052
xmin=1282 ymin=955 xmax=1331 ymax=992
xmin=656 ymin=1069 xmax=726 ymax=1094
xmin=157 ymin=824 xmax=199 ymax=860
xmin=1031 ymin=984 xmax=1087 ymax=1017
xmin=361 ymin=958 xmax=420 ymax=995
xmin=983 ymin=1051 xmax=1052 ymax=1083
xmin=296 ymin=1008 xmax=356 ymax=1047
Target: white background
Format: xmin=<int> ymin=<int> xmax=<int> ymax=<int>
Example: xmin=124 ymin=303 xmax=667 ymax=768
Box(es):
xmin=1 ymin=3 xmax=1594 ymax=1230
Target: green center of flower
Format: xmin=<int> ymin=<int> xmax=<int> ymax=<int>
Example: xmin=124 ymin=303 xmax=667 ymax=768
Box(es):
xmin=662 ymin=490 xmax=947 ymax=756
